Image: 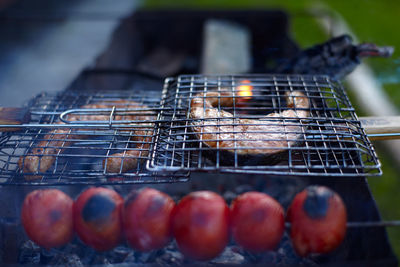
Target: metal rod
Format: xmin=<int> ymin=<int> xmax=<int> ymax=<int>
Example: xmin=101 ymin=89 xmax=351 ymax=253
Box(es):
xmin=346 ymin=220 xmax=400 ymax=228
xmin=59 ymin=107 xmax=159 ymax=124
xmin=306 ymin=133 xmax=400 ymax=140
xmin=367 ymin=133 xmax=400 ymax=138
xmin=108 ymin=106 xmax=116 ymax=128
xmin=285 ymin=220 xmax=400 ymax=228
xmin=2 ymin=123 xmax=399 ymax=138
xmin=0 ymin=124 xmax=152 ymax=129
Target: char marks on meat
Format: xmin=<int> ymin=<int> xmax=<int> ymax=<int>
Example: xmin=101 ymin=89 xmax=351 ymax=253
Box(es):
xmin=189 ymin=90 xmax=310 ymax=159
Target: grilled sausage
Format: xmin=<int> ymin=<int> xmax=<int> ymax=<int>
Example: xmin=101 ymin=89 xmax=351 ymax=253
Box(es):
xmin=18 ymin=103 xmax=110 ymax=179
xmin=19 ymin=101 xmax=153 ymax=179
xmin=189 ymin=90 xmax=310 ymax=164
xmin=102 ymin=129 xmax=153 ymax=173
xmin=18 ymin=126 xmax=78 ymax=180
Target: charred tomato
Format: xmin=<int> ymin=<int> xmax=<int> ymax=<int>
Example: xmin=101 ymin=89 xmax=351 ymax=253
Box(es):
xmin=21 ymin=189 xmax=73 ymax=249
xmin=230 ymin=191 xmax=284 ymax=252
xmin=73 ymin=187 xmax=123 ymax=251
xmin=123 ymin=187 xmax=175 ymax=251
xmin=287 ymin=185 xmax=347 ymax=256
xmin=171 ymin=191 xmax=230 ymax=261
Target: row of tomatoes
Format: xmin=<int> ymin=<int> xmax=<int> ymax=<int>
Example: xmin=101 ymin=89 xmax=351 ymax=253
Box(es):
xmin=21 ymin=185 xmax=347 ymax=261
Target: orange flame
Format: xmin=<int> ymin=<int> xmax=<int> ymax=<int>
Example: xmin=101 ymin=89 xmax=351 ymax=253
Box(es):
xmin=237 ymin=80 xmax=253 ymax=100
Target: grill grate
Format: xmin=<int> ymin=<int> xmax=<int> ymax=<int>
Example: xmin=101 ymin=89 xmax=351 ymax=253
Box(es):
xmin=148 ymin=74 xmax=382 ymax=177
xmin=0 ymin=90 xmax=188 ymax=185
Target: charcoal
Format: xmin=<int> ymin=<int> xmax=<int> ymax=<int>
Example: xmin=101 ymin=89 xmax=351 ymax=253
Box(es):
xmin=91 ymin=253 xmax=109 ymax=265
xmin=18 ymin=240 xmax=41 ymax=264
xmin=50 ymin=253 xmax=84 ymax=267
xmin=40 ymin=247 xmax=60 ymax=264
xmin=59 ymin=242 xmax=78 ymax=254
xmin=66 ymin=254 xmax=85 ymax=267
xmin=78 ymin=246 xmax=97 ymax=265
xmin=276 ymin=233 xmax=318 ymax=266
xmin=135 ymin=249 xmax=161 ymax=263
xmin=155 ymin=241 xmax=185 ymax=265
xmin=99 ymin=257 xmax=112 ymax=266
xmin=211 ymin=247 xmax=246 ymax=265
xmin=242 ymin=250 xmax=259 ymax=263
xmin=111 ymin=246 xmax=132 ymax=262
xmin=156 ymin=250 xmax=184 ymax=265
xmin=234 ymin=184 xmax=254 ymax=195
xmin=257 ymin=251 xmax=278 ymax=264
xmin=222 ymin=190 xmax=236 ymax=204
xmin=236 ymin=232 xmax=319 ymax=266
xmin=260 ymin=176 xmax=307 ymax=209
xmin=122 ymin=251 xmax=136 ymax=263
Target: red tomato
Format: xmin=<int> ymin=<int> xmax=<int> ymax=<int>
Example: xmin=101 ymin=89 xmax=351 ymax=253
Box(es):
xmin=123 ymin=188 xmax=175 ymax=251
xmin=171 ymin=191 xmax=230 ymax=261
xmin=21 ymin=189 xmax=73 ymax=249
xmin=287 ymin=185 xmax=347 ymax=256
xmin=230 ymin=191 xmax=284 ymax=252
xmin=73 ymin=187 xmax=123 ymax=251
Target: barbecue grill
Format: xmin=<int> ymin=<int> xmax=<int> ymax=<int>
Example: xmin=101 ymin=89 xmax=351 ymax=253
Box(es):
xmin=0 ymin=7 xmax=398 ymax=266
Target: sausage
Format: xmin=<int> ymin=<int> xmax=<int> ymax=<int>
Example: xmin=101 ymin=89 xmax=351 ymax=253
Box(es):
xmin=18 ymin=126 xmax=79 ymax=180
xmin=102 ymin=129 xmax=153 ymax=173
xmin=19 ymin=101 xmax=154 ymax=179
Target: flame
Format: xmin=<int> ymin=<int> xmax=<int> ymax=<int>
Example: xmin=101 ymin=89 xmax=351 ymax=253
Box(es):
xmin=237 ymin=80 xmax=253 ymax=100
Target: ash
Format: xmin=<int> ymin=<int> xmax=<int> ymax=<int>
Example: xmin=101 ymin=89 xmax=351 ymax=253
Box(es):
xmin=18 ymin=174 xmax=318 ymax=266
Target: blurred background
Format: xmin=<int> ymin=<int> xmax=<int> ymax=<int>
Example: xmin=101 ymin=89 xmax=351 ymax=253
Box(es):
xmin=0 ymin=0 xmax=399 ymax=258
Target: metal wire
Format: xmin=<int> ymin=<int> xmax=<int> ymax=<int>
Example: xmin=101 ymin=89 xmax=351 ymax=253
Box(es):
xmin=285 ymin=220 xmax=400 ymax=228
xmin=148 ymin=74 xmax=382 ymax=177
xmin=0 ymin=90 xmax=188 ymax=185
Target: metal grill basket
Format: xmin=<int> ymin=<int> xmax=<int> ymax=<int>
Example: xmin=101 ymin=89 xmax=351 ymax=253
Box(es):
xmin=148 ymin=74 xmax=381 ymax=177
xmin=0 ymin=90 xmax=188 ymax=185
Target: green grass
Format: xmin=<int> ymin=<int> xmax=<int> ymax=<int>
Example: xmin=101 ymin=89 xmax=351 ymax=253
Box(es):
xmin=144 ymin=0 xmax=400 ymax=258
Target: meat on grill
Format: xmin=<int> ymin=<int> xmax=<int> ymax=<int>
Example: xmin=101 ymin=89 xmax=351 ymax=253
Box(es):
xmin=102 ymin=129 xmax=152 ymax=173
xmin=18 ymin=100 xmax=154 ymax=179
xmin=189 ymin=90 xmax=310 ymax=163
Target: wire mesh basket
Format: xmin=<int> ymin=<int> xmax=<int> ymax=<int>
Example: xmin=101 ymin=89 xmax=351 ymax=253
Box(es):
xmin=148 ymin=74 xmax=381 ymax=177
xmin=0 ymin=90 xmax=188 ymax=185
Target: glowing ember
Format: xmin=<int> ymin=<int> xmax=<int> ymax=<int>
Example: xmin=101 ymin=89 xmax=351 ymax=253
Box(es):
xmin=237 ymin=80 xmax=253 ymax=100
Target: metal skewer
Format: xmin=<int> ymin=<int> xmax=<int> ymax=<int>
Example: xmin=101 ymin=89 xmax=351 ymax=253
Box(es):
xmin=285 ymin=220 xmax=400 ymax=229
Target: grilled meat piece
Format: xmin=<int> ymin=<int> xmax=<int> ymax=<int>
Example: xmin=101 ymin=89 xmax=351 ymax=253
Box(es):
xmin=276 ymin=34 xmax=394 ymax=80
xmin=18 ymin=125 xmax=75 ymax=180
xmin=189 ymin=90 xmax=310 ymax=164
xmin=18 ymin=101 xmax=154 ymax=179
xmin=102 ymin=129 xmax=153 ymax=173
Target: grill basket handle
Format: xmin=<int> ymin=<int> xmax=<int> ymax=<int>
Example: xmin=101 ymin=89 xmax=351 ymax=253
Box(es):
xmin=360 ymin=116 xmax=400 ymax=140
